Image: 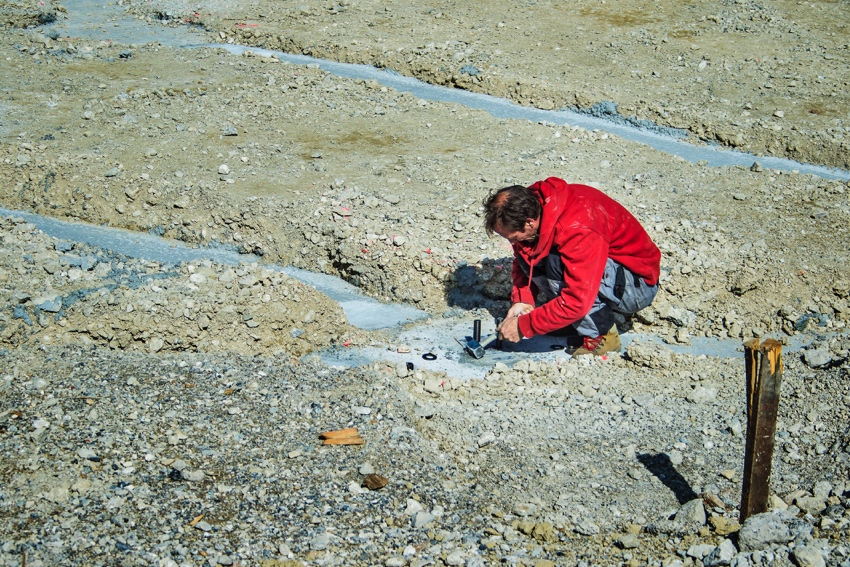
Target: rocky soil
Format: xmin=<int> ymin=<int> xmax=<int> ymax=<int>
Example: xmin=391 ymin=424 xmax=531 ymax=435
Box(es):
xmin=1 ymin=26 xmax=849 ymax=345
xmin=1 ymin=0 xmax=850 ymax=565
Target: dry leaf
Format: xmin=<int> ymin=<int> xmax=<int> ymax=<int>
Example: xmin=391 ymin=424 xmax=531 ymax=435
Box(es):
xmin=361 ymin=474 xmax=389 ymax=490
xmin=319 ymin=427 xmax=364 ymax=445
xmin=319 ymin=427 xmax=359 ymax=439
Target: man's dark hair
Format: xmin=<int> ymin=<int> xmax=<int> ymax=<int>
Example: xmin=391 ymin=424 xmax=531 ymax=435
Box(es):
xmin=482 ymin=185 xmax=542 ymax=235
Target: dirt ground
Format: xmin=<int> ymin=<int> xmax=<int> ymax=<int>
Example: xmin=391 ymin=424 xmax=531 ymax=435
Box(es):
xmin=1 ymin=2 xmax=850 ymax=566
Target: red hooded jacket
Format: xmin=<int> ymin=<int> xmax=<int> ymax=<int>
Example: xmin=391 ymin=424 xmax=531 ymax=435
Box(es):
xmin=513 ymin=177 xmax=661 ymax=338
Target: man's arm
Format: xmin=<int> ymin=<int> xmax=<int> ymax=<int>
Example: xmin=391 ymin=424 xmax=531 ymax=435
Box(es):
xmin=502 ymin=252 xmax=535 ymax=343
xmin=509 ymin=254 xmax=536 ymax=306
xmin=517 ymin=230 xmax=609 ymax=338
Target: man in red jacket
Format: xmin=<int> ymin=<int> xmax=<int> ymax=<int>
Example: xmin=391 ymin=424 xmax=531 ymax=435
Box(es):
xmin=483 ymin=177 xmax=661 ymax=355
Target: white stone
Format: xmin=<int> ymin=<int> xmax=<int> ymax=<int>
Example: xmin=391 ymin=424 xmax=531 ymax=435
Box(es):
xmin=404 ymin=499 xmax=424 ymax=515
xmin=412 ymin=510 xmax=436 ymax=528
xmin=477 ymin=431 xmax=496 ymax=447
xmin=687 ymin=544 xmax=716 ymax=559
xmin=423 ymin=378 xmax=443 ymax=393
xmin=791 ymin=547 xmax=825 ymax=567
xmin=182 ymin=469 xmax=205 ymax=482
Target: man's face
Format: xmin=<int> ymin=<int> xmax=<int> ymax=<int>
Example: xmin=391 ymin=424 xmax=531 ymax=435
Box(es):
xmin=494 ymin=218 xmax=540 ymax=245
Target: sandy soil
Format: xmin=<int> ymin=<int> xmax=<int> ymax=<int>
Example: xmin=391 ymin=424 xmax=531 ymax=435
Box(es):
xmin=130 ymin=0 xmax=850 ymax=170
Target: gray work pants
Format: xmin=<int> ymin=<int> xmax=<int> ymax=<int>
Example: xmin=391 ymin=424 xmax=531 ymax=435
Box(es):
xmin=573 ymin=258 xmax=658 ymax=337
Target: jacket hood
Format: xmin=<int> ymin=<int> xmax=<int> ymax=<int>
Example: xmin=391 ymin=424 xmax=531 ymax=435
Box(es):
xmin=516 ymin=178 xmax=567 ymax=261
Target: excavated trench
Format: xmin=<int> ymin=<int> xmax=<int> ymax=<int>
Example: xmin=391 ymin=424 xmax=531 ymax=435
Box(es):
xmin=2 ymin=206 xmax=818 ymax=378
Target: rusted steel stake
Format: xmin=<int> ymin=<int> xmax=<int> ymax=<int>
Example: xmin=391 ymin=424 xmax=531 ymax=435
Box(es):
xmin=740 ymin=338 xmax=783 ymax=523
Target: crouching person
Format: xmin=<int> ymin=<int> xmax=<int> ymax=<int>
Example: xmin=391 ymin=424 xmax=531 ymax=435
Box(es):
xmin=484 ymin=177 xmax=661 ymax=355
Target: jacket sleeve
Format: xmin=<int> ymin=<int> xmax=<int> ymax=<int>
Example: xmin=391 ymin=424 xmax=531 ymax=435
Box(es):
xmin=509 ymin=255 xmax=536 ymax=305
xmin=518 ymin=228 xmax=609 ymax=338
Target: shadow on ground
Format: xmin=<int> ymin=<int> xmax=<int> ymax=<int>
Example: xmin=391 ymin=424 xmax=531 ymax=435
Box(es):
xmin=637 ymin=452 xmax=699 ymax=504
xmin=445 ymin=257 xmax=515 ymax=317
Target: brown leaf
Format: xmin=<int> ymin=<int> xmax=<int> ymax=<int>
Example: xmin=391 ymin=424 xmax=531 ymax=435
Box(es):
xmin=361 ymin=474 xmax=389 ymax=490
xmin=319 ymin=427 xmax=359 ymax=439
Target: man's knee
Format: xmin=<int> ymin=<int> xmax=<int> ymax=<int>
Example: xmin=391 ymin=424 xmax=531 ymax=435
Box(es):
xmin=613 ymin=282 xmax=657 ymax=314
xmin=599 ymin=260 xmax=657 ymax=314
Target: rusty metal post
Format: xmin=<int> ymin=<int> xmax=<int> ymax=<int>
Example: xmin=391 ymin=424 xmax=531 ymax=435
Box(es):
xmin=740 ymin=338 xmax=783 ymax=523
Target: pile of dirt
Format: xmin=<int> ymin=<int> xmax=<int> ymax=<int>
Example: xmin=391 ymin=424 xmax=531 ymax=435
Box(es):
xmin=0 ymin=216 xmax=360 ymax=358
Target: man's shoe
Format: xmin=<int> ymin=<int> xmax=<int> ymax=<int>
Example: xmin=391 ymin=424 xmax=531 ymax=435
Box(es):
xmin=572 ymin=327 xmax=621 ymax=356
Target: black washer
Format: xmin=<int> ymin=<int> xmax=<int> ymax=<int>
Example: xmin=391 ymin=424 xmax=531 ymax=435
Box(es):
xmin=422 ymin=353 xmax=437 ymax=361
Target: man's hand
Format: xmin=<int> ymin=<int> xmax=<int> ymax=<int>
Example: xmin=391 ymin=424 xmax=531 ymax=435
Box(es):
xmin=498 ymin=303 xmax=533 ymax=343
xmin=507 ymin=302 xmax=533 ymax=319
xmin=498 ymin=315 xmax=522 ymax=343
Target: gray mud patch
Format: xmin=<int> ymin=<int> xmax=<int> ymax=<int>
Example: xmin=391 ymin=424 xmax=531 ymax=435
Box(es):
xmin=41 ymin=0 xmax=204 ymax=46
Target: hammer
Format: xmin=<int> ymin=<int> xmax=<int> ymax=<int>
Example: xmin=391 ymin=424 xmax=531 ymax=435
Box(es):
xmin=456 ymin=334 xmax=497 ymax=359
xmin=457 ymin=318 xmax=503 ymax=359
